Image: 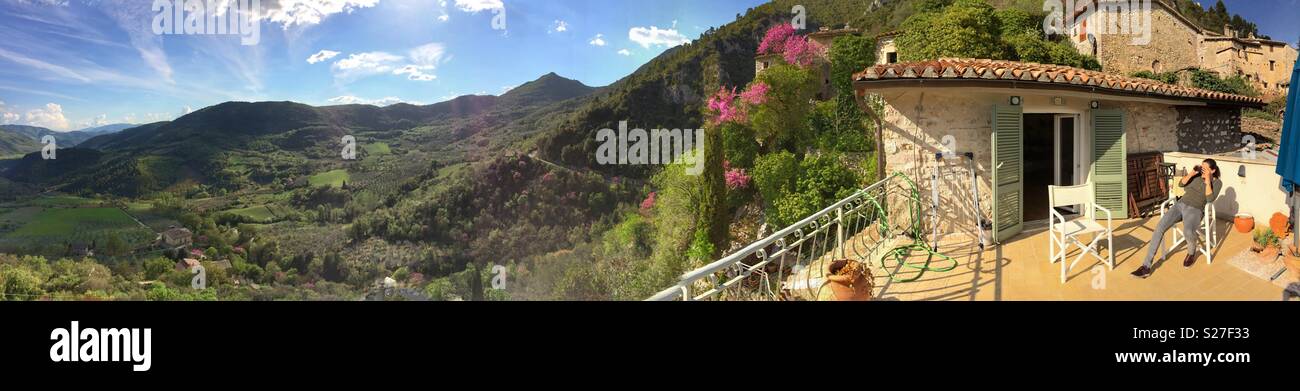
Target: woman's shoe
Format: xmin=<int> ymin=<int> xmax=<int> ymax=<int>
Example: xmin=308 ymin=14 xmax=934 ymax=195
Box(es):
xmin=1131 ymin=266 xmax=1153 ymax=279
xmin=1183 ymin=253 xmax=1197 ymax=268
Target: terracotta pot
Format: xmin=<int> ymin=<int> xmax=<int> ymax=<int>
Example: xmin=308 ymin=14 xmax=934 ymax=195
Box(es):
xmin=1271 ymin=212 xmax=1290 ymax=237
xmin=823 ymin=260 xmax=872 ymax=301
xmin=1234 ymin=214 xmax=1255 ymax=234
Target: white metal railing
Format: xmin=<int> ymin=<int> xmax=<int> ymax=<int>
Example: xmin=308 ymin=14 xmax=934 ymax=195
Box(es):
xmin=647 ymin=173 xmax=919 ymax=301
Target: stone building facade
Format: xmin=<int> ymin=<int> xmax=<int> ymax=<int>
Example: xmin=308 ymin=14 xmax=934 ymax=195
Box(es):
xmin=1067 ymin=0 xmax=1297 ymax=98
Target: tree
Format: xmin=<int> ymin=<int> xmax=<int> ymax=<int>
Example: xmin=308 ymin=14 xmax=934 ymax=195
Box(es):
xmin=896 ymin=0 xmax=1099 ymax=70
xmin=143 ymin=257 xmax=174 ymax=280
xmin=750 ymin=64 xmax=818 ymax=152
xmin=896 ymin=0 xmax=1005 ymax=62
xmin=1 ymin=267 xmax=43 ymax=301
xmin=102 ymin=232 xmax=128 ymax=257
xmin=829 ymin=35 xmax=877 ymax=95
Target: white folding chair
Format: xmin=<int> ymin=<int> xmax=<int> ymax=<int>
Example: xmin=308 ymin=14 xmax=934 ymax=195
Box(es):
xmin=1159 ymin=199 xmax=1217 ymax=265
xmin=1048 ymin=183 xmax=1114 ymax=284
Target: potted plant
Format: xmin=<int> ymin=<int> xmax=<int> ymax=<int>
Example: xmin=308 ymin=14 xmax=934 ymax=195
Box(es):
xmin=1233 ymin=213 xmax=1254 ymax=234
xmin=821 ymin=259 xmax=873 ymax=301
xmin=1251 ymin=228 xmax=1278 ymax=259
xmin=1284 ymin=236 xmax=1300 ymax=281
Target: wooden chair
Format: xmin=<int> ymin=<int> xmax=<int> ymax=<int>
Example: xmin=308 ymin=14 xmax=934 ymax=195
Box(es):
xmin=1048 ymin=183 xmax=1115 ymax=283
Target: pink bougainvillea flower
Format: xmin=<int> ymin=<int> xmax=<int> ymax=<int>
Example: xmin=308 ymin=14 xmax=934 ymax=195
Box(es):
xmin=640 ymin=192 xmax=657 ymax=213
xmin=725 ymin=167 xmax=752 ymax=190
xmin=740 ymin=82 xmax=769 ymax=105
xmin=782 ymin=35 xmax=824 ymax=68
xmin=707 ymin=86 xmax=747 ymax=124
xmin=758 ymin=23 xmax=795 ymax=55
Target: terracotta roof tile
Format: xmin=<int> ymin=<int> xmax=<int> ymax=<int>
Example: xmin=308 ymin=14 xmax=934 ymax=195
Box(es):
xmin=853 ymin=58 xmax=1265 ymax=106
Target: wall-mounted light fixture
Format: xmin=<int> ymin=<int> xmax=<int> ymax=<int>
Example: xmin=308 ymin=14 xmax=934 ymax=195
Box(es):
xmin=1010 ymin=96 xmax=1022 ymax=106
xmin=1090 ymin=100 xmax=1101 ymax=109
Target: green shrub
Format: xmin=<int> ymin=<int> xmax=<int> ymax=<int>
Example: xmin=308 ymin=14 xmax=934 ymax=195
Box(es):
xmin=721 ymin=122 xmax=758 ymax=169
xmin=1131 ymin=70 xmax=1180 ymax=84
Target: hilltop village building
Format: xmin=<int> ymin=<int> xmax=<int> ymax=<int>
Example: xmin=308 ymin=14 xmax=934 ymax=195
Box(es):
xmin=1063 ymin=0 xmax=1297 ymax=98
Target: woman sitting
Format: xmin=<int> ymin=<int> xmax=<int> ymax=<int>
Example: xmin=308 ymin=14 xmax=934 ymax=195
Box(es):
xmin=1131 ymin=159 xmax=1221 ymax=279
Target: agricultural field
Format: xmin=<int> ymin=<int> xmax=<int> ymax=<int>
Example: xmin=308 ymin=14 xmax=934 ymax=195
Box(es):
xmin=363 ymin=142 xmax=391 ymax=156
xmin=0 ymin=206 xmax=155 ymax=255
xmin=309 ymin=169 xmax=349 ymax=188
xmin=225 ymin=204 xmax=286 ymax=223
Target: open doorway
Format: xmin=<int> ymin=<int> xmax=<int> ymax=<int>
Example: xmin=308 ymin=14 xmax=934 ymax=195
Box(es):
xmin=1024 ymin=114 xmax=1056 ymax=221
xmin=1023 ymin=114 xmax=1082 ymax=222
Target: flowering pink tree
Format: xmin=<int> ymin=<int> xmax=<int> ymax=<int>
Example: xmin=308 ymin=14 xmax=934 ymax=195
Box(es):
xmin=757 ymin=23 xmax=823 ymax=69
xmin=640 ymin=192 xmax=657 ymax=214
xmin=707 ymin=87 xmax=745 ymax=124
xmin=723 ymin=161 xmax=751 ymax=190
xmin=707 ymin=82 xmax=770 ymax=125
xmin=783 ymin=35 xmax=825 ymax=68
xmin=740 ymin=81 xmax=769 ymax=105
xmin=758 ymin=23 xmax=796 ymax=55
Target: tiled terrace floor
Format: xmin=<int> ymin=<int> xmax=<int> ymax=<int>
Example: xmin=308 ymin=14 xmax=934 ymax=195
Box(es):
xmin=831 ymin=216 xmax=1300 ymax=301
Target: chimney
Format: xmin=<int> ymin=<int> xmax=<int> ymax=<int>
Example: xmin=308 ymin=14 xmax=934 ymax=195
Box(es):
xmin=1224 ymin=25 xmax=1234 ymax=38
xmin=1249 ymin=32 xmax=1256 ymax=40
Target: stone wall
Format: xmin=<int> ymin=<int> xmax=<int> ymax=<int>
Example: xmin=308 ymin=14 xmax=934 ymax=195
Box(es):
xmin=877 ymin=91 xmax=996 ymax=237
xmin=1175 ymin=106 xmax=1244 ymax=155
xmin=1121 ymin=101 xmax=1178 ymax=153
xmin=1093 ymin=5 xmax=1202 ymax=75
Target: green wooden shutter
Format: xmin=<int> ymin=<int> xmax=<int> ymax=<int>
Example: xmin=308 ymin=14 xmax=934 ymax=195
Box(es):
xmin=992 ymin=105 xmax=1023 ymax=242
xmin=1091 ymin=109 xmax=1128 ymax=217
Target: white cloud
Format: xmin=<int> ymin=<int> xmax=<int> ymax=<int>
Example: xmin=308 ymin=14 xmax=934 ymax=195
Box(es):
xmin=551 ymin=20 xmax=568 ymax=33
xmin=97 ymin=0 xmax=174 ymax=83
xmin=394 ymin=65 xmax=435 ymax=81
xmin=408 ymin=43 xmax=447 ymax=66
xmin=307 ymin=50 xmax=342 ymax=64
xmin=588 ymin=34 xmax=606 ymax=46
xmin=1 ymin=112 xmax=18 ymax=124
xmin=500 ymin=85 xmax=517 ymax=93
xmin=183 ymin=106 xmax=195 ymax=115
xmin=331 ymin=51 xmax=404 ymax=81
xmin=24 ymin=103 xmax=70 ymax=130
xmin=327 ymin=95 xmax=418 ymax=106
xmin=453 ymin=0 xmax=503 ymax=13
xmin=617 ymin=49 xmax=632 ymax=56
xmin=628 ymin=24 xmax=690 ymax=48
xmin=91 ymin=114 xmax=110 ymax=126
xmin=438 ymin=14 xmax=449 ymax=22
xmin=330 ymin=43 xmax=446 ymax=83
xmin=255 ymin=0 xmax=381 ymax=29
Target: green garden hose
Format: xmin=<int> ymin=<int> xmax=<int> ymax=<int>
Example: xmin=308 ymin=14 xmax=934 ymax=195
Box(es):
xmin=871 ymin=173 xmax=959 ymax=282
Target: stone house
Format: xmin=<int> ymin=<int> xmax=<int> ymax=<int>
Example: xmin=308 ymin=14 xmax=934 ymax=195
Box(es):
xmin=160 ymin=226 xmax=193 ymax=249
xmin=853 ymin=58 xmax=1264 ymax=242
xmin=1065 ymin=0 xmax=1296 ymax=97
xmin=875 ymin=30 xmax=900 ymax=65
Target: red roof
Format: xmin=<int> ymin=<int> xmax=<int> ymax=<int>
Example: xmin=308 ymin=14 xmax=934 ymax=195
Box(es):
xmin=854 ymin=58 xmax=1265 ymax=107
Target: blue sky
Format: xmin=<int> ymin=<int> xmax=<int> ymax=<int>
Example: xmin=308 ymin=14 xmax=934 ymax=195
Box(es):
xmin=0 ymin=0 xmax=1294 ymax=131
xmin=0 ymin=0 xmax=767 ymax=130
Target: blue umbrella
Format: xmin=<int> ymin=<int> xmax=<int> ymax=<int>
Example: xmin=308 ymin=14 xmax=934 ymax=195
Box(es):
xmin=1275 ymin=59 xmax=1300 ymax=259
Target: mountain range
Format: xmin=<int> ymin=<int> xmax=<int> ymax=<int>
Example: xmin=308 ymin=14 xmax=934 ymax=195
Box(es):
xmin=0 ymin=123 xmax=133 ymax=157
xmin=1 ymin=71 xmax=596 ymax=196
